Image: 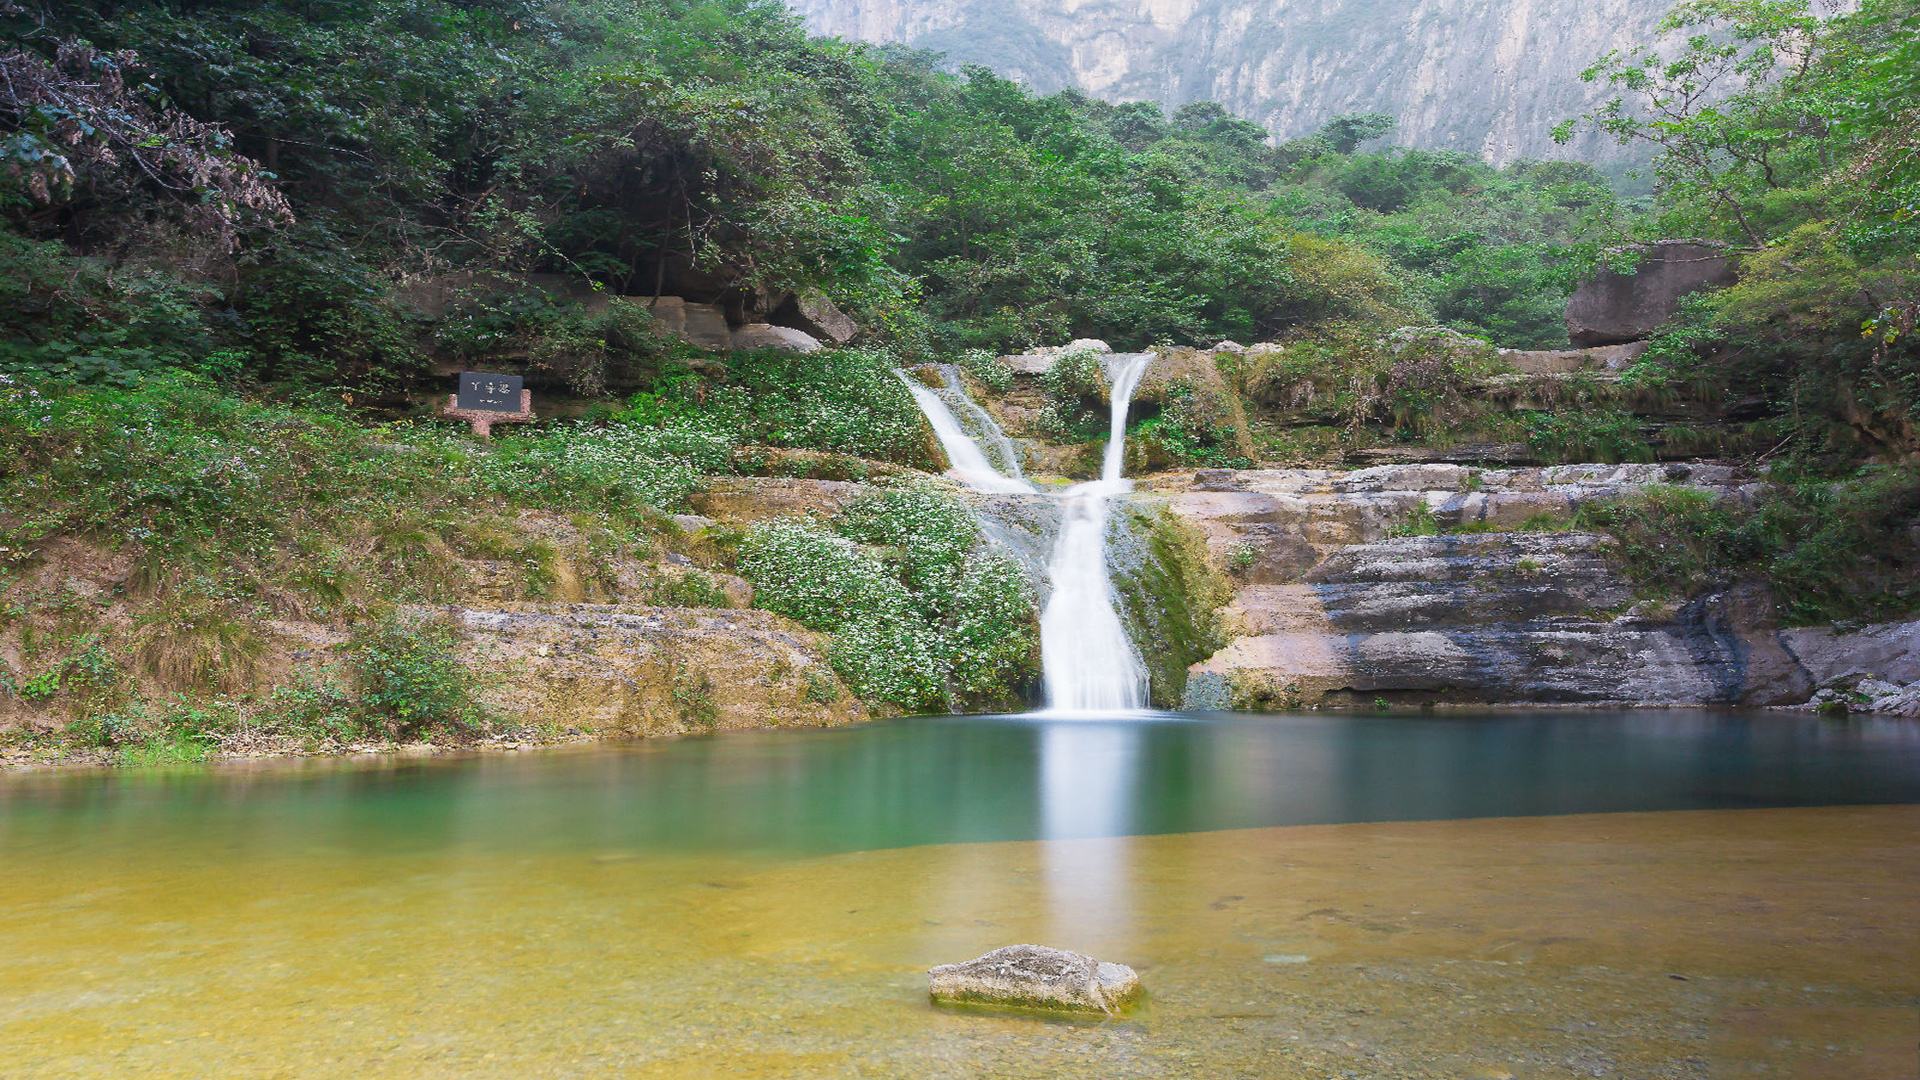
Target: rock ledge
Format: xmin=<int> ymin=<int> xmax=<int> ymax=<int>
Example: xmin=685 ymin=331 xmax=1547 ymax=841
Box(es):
xmin=928 ymin=944 xmax=1141 ymax=1015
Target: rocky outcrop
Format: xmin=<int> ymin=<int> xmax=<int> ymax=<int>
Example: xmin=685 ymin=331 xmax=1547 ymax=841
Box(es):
xmin=732 ymin=323 xmax=824 ymax=353
xmin=1162 ymin=462 xmax=1918 ymax=711
xmin=1499 ymin=341 xmax=1647 ymax=375
xmin=1155 ymin=463 xmax=1786 ymax=709
xmin=1149 ymin=462 xmax=1755 ymax=581
xmin=928 ymin=945 xmax=1141 ymax=1015
xmin=1566 ymin=241 xmax=1738 ymax=346
xmin=644 ymin=296 xmax=734 ymax=351
xmin=1183 ymin=532 xmax=1753 ymax=709
xmin=1000 ymin=338 xmax=1110 ymax=375
xmin=459 ymin=605 xmax=864 ymax=735
xmin=1780 ymin=621 xmax=1920 ymax=688
xmin=1777 ymin=621 xmax=1920 ymax=716
xmin=777 ymin=290 xmax=860 ymax=345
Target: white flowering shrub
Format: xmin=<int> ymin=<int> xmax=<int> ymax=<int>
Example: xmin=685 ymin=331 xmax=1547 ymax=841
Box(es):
xmin=738 ymin=484 xmax=1038 ymax=712
xmin=834 ymin=483 xmax=977 ymax=615
xmin=957 ymin=348 xmax=1014 ymax=392
xmin=484 ymin=418 xmax=735 ymax=513
xmin=724 ymin=347 xmax=931 ymax=466
xmin=945 ymin=549 xmax=1038 ymax=698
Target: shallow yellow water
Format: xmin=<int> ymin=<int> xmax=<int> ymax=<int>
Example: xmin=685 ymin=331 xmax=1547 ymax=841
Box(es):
xmin=4 ymin=803 xmax=1917 ymax=1078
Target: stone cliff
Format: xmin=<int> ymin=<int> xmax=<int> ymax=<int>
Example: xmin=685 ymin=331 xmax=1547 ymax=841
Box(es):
xmin=789 ymin=0 xmax=1671 ymax=165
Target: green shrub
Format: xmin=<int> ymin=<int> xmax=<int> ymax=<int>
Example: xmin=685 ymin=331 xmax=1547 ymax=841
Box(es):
xmin=1037 ymin=347 xmax=1110 ymax=441
xmin=1132 ymin=382 xmax=1253 ymax=468
xmin=721 ymin=347 xmax=931 ymax=466
xmin=1525 ymin=409 xmax=1654 ymax=464
xmin=0 ymin=228 xmax=224 ymax=386
xmin=483 ymin=418 xmax=735 ymax=515
xmin=644 ymin=570 xmax=732 ymax=608
xmin=438 ymin=293 xmax=686 ymax=397
xmin=345 ymin=614 xmax=484 ymax=737
xmin=1576 ymin=484 xmax=1739 ymax=598
xmin=1388 ymin=502 xmax=1442 ymax=537
xmin=736 ymin=484 xmax=1039 ymax=711
xmin=1577 ymin=468 xmax=1920 ymax=624
xmin=957 ymin=348 xmax=1014 ymax=392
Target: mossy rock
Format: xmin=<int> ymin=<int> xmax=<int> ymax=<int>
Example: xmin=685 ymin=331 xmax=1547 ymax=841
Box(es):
xmin=1108 ymin=501 xmax=1230 ymax=707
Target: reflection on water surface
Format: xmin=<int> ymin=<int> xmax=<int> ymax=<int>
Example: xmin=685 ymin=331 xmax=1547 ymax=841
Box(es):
xmin=5 ymin=710 xmax=1918 ymax=858
xmin=4 ymin=712 xmax=1918 ymax=1077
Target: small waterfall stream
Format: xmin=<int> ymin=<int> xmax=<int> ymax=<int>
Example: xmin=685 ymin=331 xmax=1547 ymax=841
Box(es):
xmin=899 ymin=355 xmax=1153 ymax=715
xmin=1038 ymin=353 xmax=1152 ymax=714
xmin=897 ymin=371 xmax=1033 ymax=495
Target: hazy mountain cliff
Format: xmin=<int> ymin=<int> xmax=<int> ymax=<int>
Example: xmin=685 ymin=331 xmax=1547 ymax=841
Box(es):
xmin=789 ymin=0 xmax=1671 ymax=164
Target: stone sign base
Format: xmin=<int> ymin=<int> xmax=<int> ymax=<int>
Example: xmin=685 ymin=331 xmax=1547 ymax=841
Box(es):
xmin=444 ymin=390 xmax=534 ymax=438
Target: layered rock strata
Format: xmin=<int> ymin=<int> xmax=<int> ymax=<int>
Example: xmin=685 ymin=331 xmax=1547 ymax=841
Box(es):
xmin=1156 ymin=463 xmax=1907 ymax=710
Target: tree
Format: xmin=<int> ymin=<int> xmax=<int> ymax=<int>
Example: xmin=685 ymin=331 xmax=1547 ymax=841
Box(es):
xmin=1319 ymin=112 xmax=1396 ymax=154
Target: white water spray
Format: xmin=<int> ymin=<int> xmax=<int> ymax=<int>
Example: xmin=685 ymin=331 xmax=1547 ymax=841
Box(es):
xmin=1038 ymin=353 xmax=1152 ymax=714
xmin=896 ymin=354 xmax=1153 ymax=715
xmin=897 ymin=371 xmax=1032 ymax=494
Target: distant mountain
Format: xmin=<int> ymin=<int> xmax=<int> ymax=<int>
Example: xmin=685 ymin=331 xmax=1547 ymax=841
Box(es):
xmin=789 ymin=0 xmax=1674 ymax=166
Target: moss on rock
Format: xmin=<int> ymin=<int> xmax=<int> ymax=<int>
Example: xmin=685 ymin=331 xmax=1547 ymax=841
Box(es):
xmin=1108 ymin=500 xmax=1231 ymax=708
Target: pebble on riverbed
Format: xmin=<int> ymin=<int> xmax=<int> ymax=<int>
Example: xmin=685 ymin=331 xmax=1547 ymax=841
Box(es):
xmin=928 ymin=945 xmax=1141 ymax=1015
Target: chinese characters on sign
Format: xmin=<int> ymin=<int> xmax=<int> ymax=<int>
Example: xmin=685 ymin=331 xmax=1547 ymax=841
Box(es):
xmin=445 ymin=371 xmax=534 ymax=437
xmin=457 ymin=372 xmax=525 ymax=413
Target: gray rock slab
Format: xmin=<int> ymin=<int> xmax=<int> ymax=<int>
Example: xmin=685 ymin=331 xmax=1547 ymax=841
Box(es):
xmin=928 ymin=944 xmax=1141 ymax=1015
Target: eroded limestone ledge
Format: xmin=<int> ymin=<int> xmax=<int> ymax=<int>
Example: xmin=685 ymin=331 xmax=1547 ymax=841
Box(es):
xmin=1157 ymin=463 xmax=1909 ymax=711
xmin=457 ymin=604 xmax=865 ymax=736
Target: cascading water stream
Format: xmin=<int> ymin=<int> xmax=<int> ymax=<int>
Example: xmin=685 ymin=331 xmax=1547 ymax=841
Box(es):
xmin=1037 ymin=353 xmax=1152 ymax=714
xmin=896 ymin=371 xmax=1033 ymax=495
xmin=897 ymin=355 xmax=1153 ymax=715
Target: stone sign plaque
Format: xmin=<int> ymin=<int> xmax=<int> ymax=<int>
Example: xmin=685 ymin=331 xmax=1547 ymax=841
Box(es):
xmin=457 ymin=372 xmax=524 ymax=413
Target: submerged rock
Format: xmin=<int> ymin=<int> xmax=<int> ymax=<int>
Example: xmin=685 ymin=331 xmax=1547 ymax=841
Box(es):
xmin=928 ymin=945 xmax=1141 ymax=1015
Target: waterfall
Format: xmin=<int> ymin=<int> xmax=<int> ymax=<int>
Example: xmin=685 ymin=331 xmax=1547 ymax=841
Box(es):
xmin=897 ymin=371 xmax=1032 ymax=494
xmin=897 ymin=354 xmax=1153 ymax=715
xmin=1038 ymin=353 xmax=1152 ymax=714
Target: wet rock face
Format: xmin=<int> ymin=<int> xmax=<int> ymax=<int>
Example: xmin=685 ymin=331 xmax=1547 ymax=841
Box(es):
xmin=1166 ymin=462 xmax=1920 ymax=710
xmin=731 ymin=322 xmax=823 ymax=353
xmin=1165 ymin=464 xmax=1768 ymax=709
xmin=1566 ymin=241 xmax=1737 ymax=346
xmin=928 ymin=945 xmax=1141 ymax=1015
xmin=1188 ymin=532 xmax=1747 ymax=709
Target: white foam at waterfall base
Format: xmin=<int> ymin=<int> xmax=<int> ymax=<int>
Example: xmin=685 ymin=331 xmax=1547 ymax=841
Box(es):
xmin=1039 ymin=353 xmax=1152 ymax=715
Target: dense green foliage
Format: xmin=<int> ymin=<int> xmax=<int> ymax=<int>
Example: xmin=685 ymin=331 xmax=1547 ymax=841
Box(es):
xmin=1563 ymin=0 xmax=1920 ymax=463
xmin=737 ymin=483 xmax=1038 ymax=711
xmin=1 ymin=0 xmax=1628 ymax=396
xmin=1578 ymin=467 xmax=1920 ymax=624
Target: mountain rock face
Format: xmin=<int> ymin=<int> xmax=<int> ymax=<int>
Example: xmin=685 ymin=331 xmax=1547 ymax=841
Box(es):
xmin=790 ymin=0 xmax=1671 ymax=165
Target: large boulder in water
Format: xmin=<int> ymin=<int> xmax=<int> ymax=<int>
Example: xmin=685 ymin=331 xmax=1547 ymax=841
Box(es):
xmin=1565 ymin=241 xmax=1736 ymax=346
xmin=928 ymin=944 xmax=1141 ymax=1015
